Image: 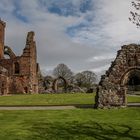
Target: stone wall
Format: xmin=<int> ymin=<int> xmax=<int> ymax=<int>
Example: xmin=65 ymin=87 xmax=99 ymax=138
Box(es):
xmin=95 ymin=44 xmax=140 ymax=108
xmin=0 ymin=66 xmax=9 ymax=95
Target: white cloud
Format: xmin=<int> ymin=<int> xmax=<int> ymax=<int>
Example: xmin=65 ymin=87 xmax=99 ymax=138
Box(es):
xmin=90 ymin=64 xmax=110 ymax=73
xmin=88 ymin=54 xmax=115 ymax=62
xmin=0 ymin=0 xmax=139 ymax=79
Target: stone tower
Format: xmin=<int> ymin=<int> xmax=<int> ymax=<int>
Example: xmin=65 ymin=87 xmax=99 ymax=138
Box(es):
xmin=21 ymin=31 xmax=38 ymax=93
xmin=0 ymin=19 xmax=6 ymax=59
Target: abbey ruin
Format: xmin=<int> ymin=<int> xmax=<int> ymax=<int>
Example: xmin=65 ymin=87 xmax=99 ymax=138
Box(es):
xmin=95 ymin=44 xmax=140 ymax=108
xmin=1 ymin=19 xmax=139 ymax=108
xmin=0 ymin=20 xmax=40 ymax=95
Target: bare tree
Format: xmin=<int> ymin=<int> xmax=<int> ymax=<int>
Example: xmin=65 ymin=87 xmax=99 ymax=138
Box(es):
xmin=74 ymin=73 xmax=85 ymax=87
xmin=74 ymin=70 xmax=97 ymax=90
xmin=53 ymin=63 xmax=73 ymax=81
xmin=129 ymin=0 xmax=140 ymax=27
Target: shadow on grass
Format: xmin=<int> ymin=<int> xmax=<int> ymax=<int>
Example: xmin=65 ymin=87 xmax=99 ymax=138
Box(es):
xmin=27 ymin=121 xmax=140 ymax=140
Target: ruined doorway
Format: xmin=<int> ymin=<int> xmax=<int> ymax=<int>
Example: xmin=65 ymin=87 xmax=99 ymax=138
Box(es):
xmin=24 ymin=87 xmax=28 ymax=94
xmin=121 ymin=69 xmax=140 ymax=95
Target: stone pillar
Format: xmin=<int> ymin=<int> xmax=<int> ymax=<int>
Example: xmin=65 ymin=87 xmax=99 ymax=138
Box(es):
xmin=0 ymin=19 xmax=6 ymax=59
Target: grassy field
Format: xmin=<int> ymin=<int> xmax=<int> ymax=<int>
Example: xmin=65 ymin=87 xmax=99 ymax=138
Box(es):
xmin=0 ymin=93 xmax=95 ymax=106
xmin=0 ymin=93 xmax=139 ymax=106
xmin=0 ymin=108 xmax=139 ymax=140
xmin=127 ymin=95 xmax=140 ymax=103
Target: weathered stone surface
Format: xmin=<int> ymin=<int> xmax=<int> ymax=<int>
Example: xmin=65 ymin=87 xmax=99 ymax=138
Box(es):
xmin=52 ymin=77 xmax=68 ymax=93
xmin=0 ymin=19 xmax=5 ymax=59
xmin=42 ymin=76 xmax=85 ymax=94
xmin=0 ymin=66 xmax=8 ymax=95
xmin=95 ymin=44 xmax=140 ymax=108
xmin=0 ymin=20 xmax=41 ymax=94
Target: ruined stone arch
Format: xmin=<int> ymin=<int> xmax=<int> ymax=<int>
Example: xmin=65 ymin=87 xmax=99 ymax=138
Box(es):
xmin=52 ymin=76 xmax=68 ymax=93
xmin=95 ymin=44 xmax=140 ymax=108
xmin=120 ymin=67 xmax=140 ymax=86
xmin=4 ymin=46 xmax=16 ymax=59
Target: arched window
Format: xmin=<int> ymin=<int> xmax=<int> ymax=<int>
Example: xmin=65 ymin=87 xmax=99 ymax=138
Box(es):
xmin=14 ymin=62 xmax=20 ymax=74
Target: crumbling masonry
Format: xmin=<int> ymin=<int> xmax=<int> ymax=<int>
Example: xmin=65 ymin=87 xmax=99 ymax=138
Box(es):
xmin=0 ymin=20 xmax=40 ymax=95
xmin=95 ymin=44 xmax=140 ymax=108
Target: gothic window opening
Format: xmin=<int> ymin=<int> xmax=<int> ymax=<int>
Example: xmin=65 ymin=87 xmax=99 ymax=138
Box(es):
xmin=14 ymin=62 xmax=20 ymax=74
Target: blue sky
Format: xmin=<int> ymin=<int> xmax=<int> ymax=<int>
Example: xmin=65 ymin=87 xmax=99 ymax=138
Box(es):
xmin=0 ymin=0 xmax=140 ymax=78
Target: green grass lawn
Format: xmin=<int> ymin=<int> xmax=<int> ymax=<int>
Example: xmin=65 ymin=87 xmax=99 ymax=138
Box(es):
xmin=0 ymin=93 xmax=139 ymax=106
xmin=0 ymin=108 xmax=139 ymax=140
xmin=127 ymin=95 xmax=140 ymax=103
xmin=0 ymin=93 xmax=95 ymax=106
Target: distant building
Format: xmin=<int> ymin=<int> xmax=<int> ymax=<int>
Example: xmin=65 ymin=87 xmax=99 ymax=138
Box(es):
xmin=0 ymin=19 xmax=40 ymax=94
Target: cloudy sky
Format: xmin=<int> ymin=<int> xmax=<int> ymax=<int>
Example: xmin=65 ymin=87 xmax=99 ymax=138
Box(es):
xmin=0 ymin=0 xmax=140 ymax=78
